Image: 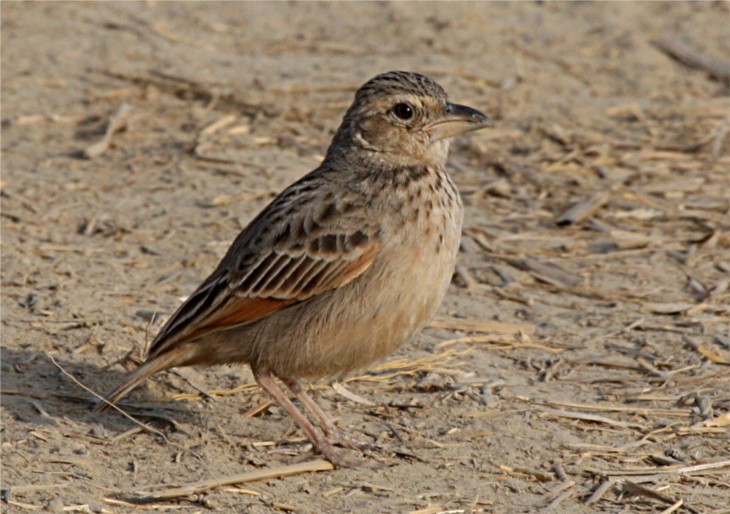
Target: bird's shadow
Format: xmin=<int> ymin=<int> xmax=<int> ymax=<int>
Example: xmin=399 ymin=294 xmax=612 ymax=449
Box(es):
xmin=1 ymin=343 xmax=430 ymax=455
xmin=1 ymin=345 xmax=209 ymax=436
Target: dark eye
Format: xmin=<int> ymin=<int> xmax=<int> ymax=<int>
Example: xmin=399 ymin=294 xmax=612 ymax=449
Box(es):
xmin=392 ymin=103 xmax=414 ymax=121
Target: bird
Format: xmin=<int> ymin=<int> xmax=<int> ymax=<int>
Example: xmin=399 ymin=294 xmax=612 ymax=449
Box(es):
xmin=96 ymin=71 xmax=490 ymax=467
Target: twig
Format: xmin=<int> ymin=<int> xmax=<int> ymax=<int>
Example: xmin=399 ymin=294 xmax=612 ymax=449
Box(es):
xmin=505 ymin=257 xmax=584 ymax=288
xmin=101 ymin=69 xmax=274 ymax=116
xmin=542 ymin=486 xmax=574 ymax=512
xmin=82 ymin=103 xmax=132 ymax=159
xmin=622 ymin=482 xmax=697 ymax=514
xmin=622 ymin=480 xmax=677 ymax=505
xmin=331 ymin=382 xmax=375 ymax=406
xmin=557 ymin=192 xmax=610 ymax=225
xmin=585 ymin=478 xmax=617 ymax=504
xmin=670 ymin=460 xmax=730 ymax=474
xmin=5 ymin=500 xmax=41 ymax=511
xmin=170 ymin=369 xmax=216 ymax=402
xmin=125 ymin=460 xmax=333 ymax=502
xmin=455 ymin=264 xmax=479 ymax=289
xmin=48 ymin=354 xmax=169 ymax=443
xmin=652 ymin=35 xmax=730 ymax=82
xmin=428 ymin=317 xmax=536 ymax=336
xmin=589 ymin=459 xmax=730 ymax=477
xmin=5 ymin=483 xmax=69 ymax=496
xmin=710 ymin=116 xmax=730 ymax=158
xmin=436 ymin=334 xmax=561 ymax=353
xmin=659 ymin=500 xmax=685 ymax=514
xmin=537 ymin=408 xmax=644 ymax=429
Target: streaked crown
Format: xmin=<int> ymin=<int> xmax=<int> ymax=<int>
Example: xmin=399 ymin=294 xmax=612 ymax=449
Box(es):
xmin=353 ymin=71 xmax=448 ymax=105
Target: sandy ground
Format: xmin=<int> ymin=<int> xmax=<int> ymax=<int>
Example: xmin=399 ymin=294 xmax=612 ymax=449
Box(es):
xmin=2 ymin=2 xmax=730 ymax=513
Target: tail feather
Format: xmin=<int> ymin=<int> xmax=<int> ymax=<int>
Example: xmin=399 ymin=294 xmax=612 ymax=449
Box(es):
xmin=94 ymin=345 xmax=196 ymax=412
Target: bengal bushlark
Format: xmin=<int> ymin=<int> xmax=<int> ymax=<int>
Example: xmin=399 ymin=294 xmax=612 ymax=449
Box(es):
xmin=97 ymin=71 xmax=490 ymax=467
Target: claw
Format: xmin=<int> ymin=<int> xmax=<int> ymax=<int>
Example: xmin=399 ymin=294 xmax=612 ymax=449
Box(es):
xmin=327 ymin=428 xmax=376 ymax=452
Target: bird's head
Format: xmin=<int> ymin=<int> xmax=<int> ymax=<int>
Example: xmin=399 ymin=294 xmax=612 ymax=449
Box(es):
xmin=327 ymin=71 xmax=490 ymax=169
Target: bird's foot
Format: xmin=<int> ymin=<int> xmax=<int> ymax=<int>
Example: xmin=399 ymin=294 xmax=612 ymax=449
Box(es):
xmin=312 ymin=440 xmax=363 ymax=469
xmin=310 ymin=434 xmax=385 ymax=469
xmin=326 ymin=428 xmax=377 ymax=452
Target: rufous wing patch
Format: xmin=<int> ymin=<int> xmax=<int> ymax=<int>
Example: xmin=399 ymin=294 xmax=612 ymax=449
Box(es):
xmin=188 ymin=296 xmax=297 ymax=340
xmin=323 ymin=242 xmax=380 ymax=291
xmin=149 ymin=240 xmax=382 ymax=359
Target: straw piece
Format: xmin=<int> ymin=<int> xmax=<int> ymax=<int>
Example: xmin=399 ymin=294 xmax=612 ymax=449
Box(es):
xmin=127 ymin=460 xmax=333 ymax=502
xmin=557 ymin=192 xmax=610 ymax=225
xmin=428 ymin=317 xmax=536 ymax=336
xmin=82 ymin=103 xmax=132 ymax=159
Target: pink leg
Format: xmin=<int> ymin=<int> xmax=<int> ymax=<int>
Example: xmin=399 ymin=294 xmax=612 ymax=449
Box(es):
xmin=283 ymin=379 xmax=373 ymax=451
xmin=252 ymin=368 xmax=355 ymax=467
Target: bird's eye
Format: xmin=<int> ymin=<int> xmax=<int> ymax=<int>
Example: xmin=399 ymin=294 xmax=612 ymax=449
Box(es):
xmin=392 ymin=103 xmax=414 ymax=121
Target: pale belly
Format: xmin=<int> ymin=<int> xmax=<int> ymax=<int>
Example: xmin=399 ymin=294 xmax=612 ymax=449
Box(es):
xmin=240 ymin=208 xmax=462 ymax=379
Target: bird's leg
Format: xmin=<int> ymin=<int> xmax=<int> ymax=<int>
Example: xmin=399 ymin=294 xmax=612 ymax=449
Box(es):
xmin=283 ymin=379 xmax=373 ymax=451
xmin=252 ymin=368 xmax=355 ymax=467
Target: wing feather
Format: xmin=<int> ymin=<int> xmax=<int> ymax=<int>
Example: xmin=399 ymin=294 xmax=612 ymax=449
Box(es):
xmin=148 ymin=172 xmax=381 ymax=359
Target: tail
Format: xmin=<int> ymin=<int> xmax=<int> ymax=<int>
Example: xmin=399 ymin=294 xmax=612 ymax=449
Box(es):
xmin=94 ymin=345 xmax=197 ymax=413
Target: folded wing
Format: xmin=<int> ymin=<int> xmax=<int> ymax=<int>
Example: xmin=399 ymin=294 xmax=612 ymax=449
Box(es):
xmin=147 ymin=172 xmax=382 ymax=359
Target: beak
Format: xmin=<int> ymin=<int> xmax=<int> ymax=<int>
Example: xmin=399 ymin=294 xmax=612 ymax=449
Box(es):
xmin=425 ymin=102 xmax=491 ymax=142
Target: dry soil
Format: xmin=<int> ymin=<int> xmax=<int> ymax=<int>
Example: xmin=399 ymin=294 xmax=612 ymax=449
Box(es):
xmin=2 ymin=2 xmax=729 ymax=513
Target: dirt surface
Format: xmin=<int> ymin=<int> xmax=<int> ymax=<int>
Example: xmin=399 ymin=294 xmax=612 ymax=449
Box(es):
xmin=2 ymin=2 xmax=730 ymax=513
